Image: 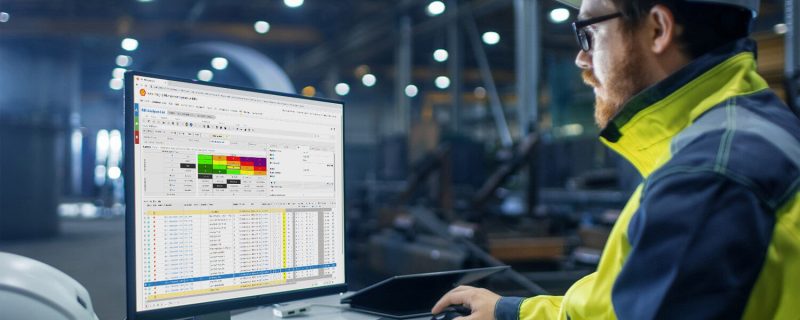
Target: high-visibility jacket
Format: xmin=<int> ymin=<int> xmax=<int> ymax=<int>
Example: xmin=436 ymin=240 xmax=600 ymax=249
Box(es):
xmin=495 ymin=38 xmax=800 ymax=319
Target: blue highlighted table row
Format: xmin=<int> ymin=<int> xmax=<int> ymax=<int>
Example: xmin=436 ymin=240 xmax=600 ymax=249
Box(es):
xmin=144 ymin=263 xmax=336 ymax=287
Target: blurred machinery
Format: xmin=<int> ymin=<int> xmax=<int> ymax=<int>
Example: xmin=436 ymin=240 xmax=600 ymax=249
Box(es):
xmin=345 ymin=123 xmax=638 ymax=295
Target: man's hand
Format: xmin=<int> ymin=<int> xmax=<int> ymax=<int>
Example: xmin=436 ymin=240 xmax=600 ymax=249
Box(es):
xmin=431 ymin=285 xmax=501 ymax=320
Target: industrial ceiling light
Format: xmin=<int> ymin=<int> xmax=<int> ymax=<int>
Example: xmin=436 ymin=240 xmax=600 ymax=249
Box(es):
xmin=426 ymin=1 xmax=446 ymax=16
xmin=254 ymin=21 xmax=271 ymax=34
xmin=197 ymin=69 xmax=214 ymax=82
xmin=0 ymin=12 xmax=9 ymax=23
xmin=354 ymin=65 xmax=370 ymax=78
xmin=301 ymin=86 xmax=316 ymax=97
xmin=362 ymin=74 xmax=377 ymax=87
xmin=549 ymin=8 xmax=570 ymax=23
xmin=335 ymin=83 xmax=350 ymax=96
xmin=284 ymin=0 xmax=304 ymax=8
xmin=433 ymin=49 xmax=449 ymax=62
xmin=116 ymin=55 xmax=133 ymax=67
xmin=108 ymin=167 xmax=122 ymax=180
xmin=121 ymin=38 xmax=139 ymax=51
xmin=775 ymin=23 xmax=788 ymax=35
xmin=404 ymin=84 xmax=419 ymax=97
xmin=474 ymin=86 xmax=487 ymax=99
xmin=482 ymin=31 xmax=500 ymax=45
xmin=435 ymin=76 xmax=450 ymax=89
xmin=109 ymin=78 xmax=124 ymax=90
xmin=211 ymin=57 xmax=229 ymax=70
xmin=112 ymin=68 xmax=126 ymax=79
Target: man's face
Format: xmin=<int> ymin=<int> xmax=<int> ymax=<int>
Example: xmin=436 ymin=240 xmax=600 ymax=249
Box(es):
xmin=575 ymin=0 xmax=650 ymax=129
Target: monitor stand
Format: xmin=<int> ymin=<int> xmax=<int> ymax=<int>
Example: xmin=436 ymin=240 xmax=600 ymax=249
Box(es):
xmin=193 ymin=311 xmax=231 ymax=320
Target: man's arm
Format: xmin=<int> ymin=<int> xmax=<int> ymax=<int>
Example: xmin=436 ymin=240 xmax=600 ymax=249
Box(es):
xmin=612 ymin=169 xmax=775 ymax=319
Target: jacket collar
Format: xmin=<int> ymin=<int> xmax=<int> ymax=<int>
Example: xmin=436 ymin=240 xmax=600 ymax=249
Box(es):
xmin=599 ymin=38 xmax=769 ymax=177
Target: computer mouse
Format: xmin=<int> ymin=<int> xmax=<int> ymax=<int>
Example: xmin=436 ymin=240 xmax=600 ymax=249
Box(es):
xmin=431 ymin=305 xmax=471 ymax=320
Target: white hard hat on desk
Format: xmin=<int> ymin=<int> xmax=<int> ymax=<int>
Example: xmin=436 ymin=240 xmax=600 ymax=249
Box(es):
xmin=0 ymin=252 xmax=98 ymax=320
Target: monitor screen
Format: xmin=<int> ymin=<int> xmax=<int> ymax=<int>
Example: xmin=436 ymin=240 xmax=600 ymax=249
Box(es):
xmin=125 ymin=72 xmax=346 ymax=319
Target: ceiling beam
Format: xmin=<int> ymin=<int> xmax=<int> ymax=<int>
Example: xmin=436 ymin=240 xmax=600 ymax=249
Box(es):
xmin=285 ymin=0 xmax=513 ymax=77
xmin=0 ymin=19 xmax=322 ymax=45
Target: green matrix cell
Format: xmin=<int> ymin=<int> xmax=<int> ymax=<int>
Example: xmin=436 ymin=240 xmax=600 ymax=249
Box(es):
xmin=197 ymin=155 xmax=213 ymax=173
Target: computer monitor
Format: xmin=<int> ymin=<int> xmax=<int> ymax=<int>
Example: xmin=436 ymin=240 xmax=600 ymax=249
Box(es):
xmin=124 ymin=72 xmax=347 ymax=320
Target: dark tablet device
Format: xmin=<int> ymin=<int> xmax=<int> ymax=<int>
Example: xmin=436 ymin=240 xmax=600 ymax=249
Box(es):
xmin=341 ymin=266 xmax=509 ymax=319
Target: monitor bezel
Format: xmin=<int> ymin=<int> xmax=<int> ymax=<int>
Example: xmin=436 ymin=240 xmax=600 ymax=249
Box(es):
xmin=124 ymin=71 xmax=348 ymax=320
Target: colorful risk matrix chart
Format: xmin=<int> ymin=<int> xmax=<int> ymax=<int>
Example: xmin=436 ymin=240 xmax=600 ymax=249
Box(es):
xmin=197 ymin=154 xmax=268 ymax=195
xmin=197 ymin=155 xmax=267 ymax=175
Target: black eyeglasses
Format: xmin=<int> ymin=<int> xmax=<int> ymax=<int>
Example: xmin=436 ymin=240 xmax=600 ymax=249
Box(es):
xmin=572 ymin=12 xmax=623 ymax=52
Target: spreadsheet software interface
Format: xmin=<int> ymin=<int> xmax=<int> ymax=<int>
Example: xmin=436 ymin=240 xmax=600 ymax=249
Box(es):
xmin=131 ymin=75 xmax=345 ymax=312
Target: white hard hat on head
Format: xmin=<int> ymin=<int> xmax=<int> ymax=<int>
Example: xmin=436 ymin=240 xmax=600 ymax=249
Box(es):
xmin=556 ymin=0 xmax=759 ymax=17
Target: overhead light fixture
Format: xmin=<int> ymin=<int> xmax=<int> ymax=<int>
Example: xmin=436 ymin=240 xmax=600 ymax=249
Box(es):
xmin=112 ymin=68 xmax=126 ymax=79
xmin=561 ymin=123 xmax=584 ymax=136
xmin=474 ymin=86 xmax=487 ymax=99
xmin=108 ymin=167 xmax=122 ymax=180
xmin=301 ymin=86 xmax=316 ymax=97
xmin=94 ymin=165 xmax=107 ymax=186
xmin=109 ymin=130 xmax=122 ymax=153
xmin=775 ymin=23 xmax=788 ymax=35
xmin=197 ymin=69 xmax=214 ymax=82
xmin=549 ymin=8 xmax=570 ymax=23
xmin=0 ymin=12 xmax=9 ymax=23
xmin=109 ymin=78 xmax=124 ymax=90
xmin=211 ymin=57 xmax=229 ymax=70
xmin=137 ymin=0 xmax=154 ymax=2
xmin=426 ymin=1 xmax=446 ymax=16
xmin=433 ymin=49 xmax=449 ymax=62
xmin=284 ymin=0 xmax=304 ymax=8
xmin=405 ymin=84 xmax=419 ymax=98
xmin=335 ymin=83 xmax=350 ymax=96
xmin=362 ymin=74 xmax=377 ymax=87
xmin=116 ymin=55 xmax=133 ymax=67
xmin=121 ymin=38 xmax=139 ymax=51
xmin=254 ymin=21 xmax=271 ymax=34
xmin=435 ymin=76 xmax=450 ymax=89
xmin=94 ymin=164 xmax=109 ymax=187
xmin=354 ymin=65 xmax=370 ymax=78
xmin=482 ymin=31 xmax=500 ymax=45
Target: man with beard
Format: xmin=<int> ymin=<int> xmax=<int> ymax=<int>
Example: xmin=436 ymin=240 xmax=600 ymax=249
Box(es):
xmin=432 ymin=0 xmax=800 ymax=319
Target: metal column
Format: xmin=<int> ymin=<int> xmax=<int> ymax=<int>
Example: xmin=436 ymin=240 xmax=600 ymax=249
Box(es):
xmin=448 ymin=0 xmax=463 ymax=133
xmin=785 ymin=0 xmax=800 ymax=116
xmin=464 ymin=11 xmax=514 ymax=148
xmin=514 ymin=0 xmax=541 ymax=214
xmin=515 ymin=0 xmax=540 ymax=135
xmin=395 ymin=15 xmax=413 ymax=134
xmin=69 ymin=43 xmax=83 ymax=196
xmin=324 ymin=66 xmax=339 ymax=99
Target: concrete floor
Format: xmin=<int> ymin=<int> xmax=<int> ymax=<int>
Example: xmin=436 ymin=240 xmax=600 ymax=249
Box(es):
xmin=0 ymin=218 xmax=126 ymax=320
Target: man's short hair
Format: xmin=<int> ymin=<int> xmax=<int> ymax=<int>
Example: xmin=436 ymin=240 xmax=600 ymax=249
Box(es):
xmin=609 ymin=0 xmax=753 ymax=58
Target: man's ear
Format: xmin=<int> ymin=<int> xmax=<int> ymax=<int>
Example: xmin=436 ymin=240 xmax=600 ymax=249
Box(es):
xmin=647 ymin=4 xmax=677 ymax=54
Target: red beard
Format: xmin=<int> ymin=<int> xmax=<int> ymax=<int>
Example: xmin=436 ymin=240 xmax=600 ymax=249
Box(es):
xmin=582 ymin=40 xmax=648 ymax=129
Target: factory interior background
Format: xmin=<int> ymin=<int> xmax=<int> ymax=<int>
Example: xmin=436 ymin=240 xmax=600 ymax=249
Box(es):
xmin=0 ymin=0 xmax=792 ymax=318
